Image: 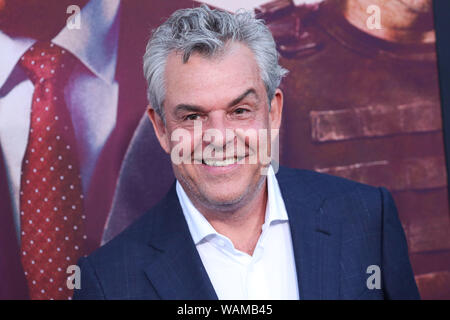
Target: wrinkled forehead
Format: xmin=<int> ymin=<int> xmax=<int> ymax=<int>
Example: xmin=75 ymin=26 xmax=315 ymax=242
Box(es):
xmin=163 ymin=42 xmax=266 ymax=109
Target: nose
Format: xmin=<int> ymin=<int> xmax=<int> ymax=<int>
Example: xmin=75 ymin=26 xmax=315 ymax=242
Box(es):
xmin=201 ymin=111 xmax=234 ymax=153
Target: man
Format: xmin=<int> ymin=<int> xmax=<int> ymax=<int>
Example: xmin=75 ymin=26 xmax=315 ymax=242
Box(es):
xmin=74 ymin=5 xmax=419 ymax=299
xmin=256 ymin=0 xmax=450 ymax=298
xmin=0 ymin=0 xmax=184 ymax=299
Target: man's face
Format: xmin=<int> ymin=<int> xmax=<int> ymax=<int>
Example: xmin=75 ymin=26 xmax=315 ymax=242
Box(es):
xmin=0 ymin=0 xmax=88 ymax=39
xmin=149 ymin=42 xmax=283 ymax=212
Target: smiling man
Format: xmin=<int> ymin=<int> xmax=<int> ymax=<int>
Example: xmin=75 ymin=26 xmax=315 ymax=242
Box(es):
xmin=74 ymin=5 xmax=419 ymax=300
xmin=149 ymin=40 xmax=283 ymax=257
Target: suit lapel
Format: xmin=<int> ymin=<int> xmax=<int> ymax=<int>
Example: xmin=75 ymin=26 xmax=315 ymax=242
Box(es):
xmin=276 ymin=167 xmax=341 ymax=300
xmin=143 ymin=183 xmax=218 ymax=300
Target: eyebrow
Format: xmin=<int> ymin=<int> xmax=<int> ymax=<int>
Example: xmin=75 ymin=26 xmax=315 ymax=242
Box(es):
xmin=227 ymin=88 xmax=257 ymax=107
xmin=173 ymin=88 xmax=258 ymax=116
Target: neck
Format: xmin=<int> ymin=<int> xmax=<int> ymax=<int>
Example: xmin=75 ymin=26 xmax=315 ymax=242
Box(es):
xmin=340 ymin=0 xmax=435 ymax=44
xmin=191 ymin=178 xmax=268 ymax=256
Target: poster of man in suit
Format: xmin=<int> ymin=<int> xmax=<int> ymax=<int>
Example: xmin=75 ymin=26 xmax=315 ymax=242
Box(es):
xmin=0 ymin=0 xmax=183 ymax=299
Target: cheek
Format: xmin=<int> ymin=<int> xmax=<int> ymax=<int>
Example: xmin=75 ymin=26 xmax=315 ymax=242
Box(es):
xmin=233 ymin=122 xmax=271 ymax=163
xmin=167 ymin=124 xmax=204 ymax=164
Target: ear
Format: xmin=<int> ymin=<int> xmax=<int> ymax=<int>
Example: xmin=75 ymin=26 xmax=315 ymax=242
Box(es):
xmin=147 ymin=105 xmax=170 ymax=154
xmin=269 ymin=88 xmax=283 ymax=131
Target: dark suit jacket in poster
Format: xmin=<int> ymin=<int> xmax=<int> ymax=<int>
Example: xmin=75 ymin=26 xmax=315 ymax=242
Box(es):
xmin=74 ymin=166 xmax=420 ymax=300
xmin=0 ymin=0 xmax=187 ymax=299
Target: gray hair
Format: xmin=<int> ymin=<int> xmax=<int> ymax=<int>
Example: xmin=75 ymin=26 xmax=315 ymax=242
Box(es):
xmin=143 ymin=5 xmax=288 ymax=120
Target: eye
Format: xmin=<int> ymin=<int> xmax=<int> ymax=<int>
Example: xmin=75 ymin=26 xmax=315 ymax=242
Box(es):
xmin=233 ymin=108 xmax=249 ymax=115
xmin=185 ymin=114 xmax=200 ymax=121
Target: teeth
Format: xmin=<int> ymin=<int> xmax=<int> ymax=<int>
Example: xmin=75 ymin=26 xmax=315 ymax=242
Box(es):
xmin=203 ymin=156 xmax=246 ymax=167
xmin=204 ymin=158 xmax=236 ymax=167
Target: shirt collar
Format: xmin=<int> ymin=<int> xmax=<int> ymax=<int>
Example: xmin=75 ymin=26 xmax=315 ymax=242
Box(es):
xmin=176 ymin=165 xmax=289 ymax=245
xmin=0 ymin=0 xmax=120 ymax=91
xmin=0 ymin=33 xmax=34 ymax=91
xmin=53 ymin=0 xmax=121 ymax=84
xmin=265 ymin=165 xmax=289 ymax=225
xmin=176 ymin=181 xmax=217 ymax=245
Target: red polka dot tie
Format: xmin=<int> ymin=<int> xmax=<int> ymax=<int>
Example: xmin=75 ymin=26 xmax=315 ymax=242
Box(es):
xmin=19 ymin=42 xmax=86 ymax=300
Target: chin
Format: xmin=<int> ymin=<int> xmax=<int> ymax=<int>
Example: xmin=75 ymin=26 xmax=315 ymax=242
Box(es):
xmin=200 ymin=185 xmax=248 ymax=208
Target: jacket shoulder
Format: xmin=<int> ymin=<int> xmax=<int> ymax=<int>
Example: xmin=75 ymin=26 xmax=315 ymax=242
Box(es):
xmin=276 ymin=165 xmax=386 ymax=222
xmin=277 ymin=165 xmax=381 ymax=198
xmin=74 ymin=201 xmax=165 ymax=299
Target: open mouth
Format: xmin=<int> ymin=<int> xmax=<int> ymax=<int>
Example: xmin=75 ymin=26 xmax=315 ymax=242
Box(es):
xmin=201 ymin=155 xmax=247 ymax=167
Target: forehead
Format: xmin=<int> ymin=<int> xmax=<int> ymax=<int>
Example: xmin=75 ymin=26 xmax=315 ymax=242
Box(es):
xmin=164 ymin=42 xmax=265 ymax=108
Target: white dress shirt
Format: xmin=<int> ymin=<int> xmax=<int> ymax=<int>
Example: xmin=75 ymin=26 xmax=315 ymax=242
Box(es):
xmin=0 ymin=0 xmax=121 ymax=240
xmin=176 ymin=166 xmax=300 ymax=300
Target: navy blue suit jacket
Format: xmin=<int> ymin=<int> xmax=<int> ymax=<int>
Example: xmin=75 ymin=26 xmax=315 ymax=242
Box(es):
xmin=73 ymin=166 xmax=420 ymax=300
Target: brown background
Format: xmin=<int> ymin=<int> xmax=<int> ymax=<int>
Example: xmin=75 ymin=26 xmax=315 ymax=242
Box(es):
xmin=257 ymin=0 xmax=450 ymax=299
